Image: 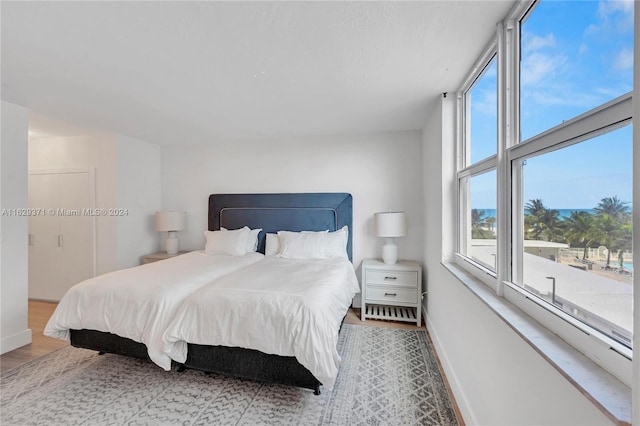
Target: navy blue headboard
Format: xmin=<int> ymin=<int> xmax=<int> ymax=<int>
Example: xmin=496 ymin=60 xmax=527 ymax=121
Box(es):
xmin=209 ymin=193 xmax=353 ymax=261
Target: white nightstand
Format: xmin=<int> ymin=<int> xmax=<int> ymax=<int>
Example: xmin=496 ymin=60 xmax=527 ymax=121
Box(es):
xmin=141 ymin=251 xmax=189 ymax=264
xmin=361 ymin=258 xmax=422 ymax=326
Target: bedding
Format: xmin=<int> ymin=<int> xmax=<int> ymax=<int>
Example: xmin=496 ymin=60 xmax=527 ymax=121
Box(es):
xmin=277 ymin=226 xmax=348 ymax=259
xmin=264 ymin=229 xmax=331 ymax=257
xmin=44 ymin=251 xmax=264 ymax=370
xmin=204 ymin=227 xmax=260 ymax=256
xmin=265 ymin=233 xmax=279 ymax=256
xmin=163 ymin=256 xmax=360 ymax=389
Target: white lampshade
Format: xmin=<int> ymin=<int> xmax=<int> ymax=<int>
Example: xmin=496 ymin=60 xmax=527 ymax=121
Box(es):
xmin=155 ymin=211 xmax=186 ymax=255
xmin=155 ymin=211 xmax=186 ymax=232
xmin=374 ymin=211 xmax=407 ymax=264
xmin=374 ymin=212 xmax=407 ymax=238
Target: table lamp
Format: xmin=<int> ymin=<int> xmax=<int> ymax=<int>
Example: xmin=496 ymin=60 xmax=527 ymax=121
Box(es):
xmin=155 ymin=211 xmax=186 ymax=255
xmin=374 ymin=211 xmax=407 ymax=264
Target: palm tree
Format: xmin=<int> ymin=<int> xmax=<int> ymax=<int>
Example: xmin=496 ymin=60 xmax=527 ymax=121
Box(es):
xmin=594 ymin=196 xmax=630 ymax=219
xmin=614 ymin=221 xmax=632 ymax=272
xmin=591 ymin=196 xmax=632 ymax=268
xmin=525 ymin=199 xmax=546 ymax=217
xmin=524 ymin=199 xmax=564 ymax=242
xmin=471 ymin=209 xmax=493 ymax=239
xmin=563 ymin=211 xmax=594 ymax=259
xmin=590 ymin=214 xmax=621 ymax=267
xmin=486 ymin=216 xmax=496 ymax=235
xmin=524 ymin=199 xmax=546 ymax=240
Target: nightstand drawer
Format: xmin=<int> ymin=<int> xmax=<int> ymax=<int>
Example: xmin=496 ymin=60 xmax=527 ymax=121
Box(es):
xmin=365 ymin=270 xmax=418 ymax=287
xmin=366 ymin=286 xmax=417 ymax=304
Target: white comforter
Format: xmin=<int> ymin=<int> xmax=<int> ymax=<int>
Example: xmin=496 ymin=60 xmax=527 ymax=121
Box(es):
xmin=44 ymin=251 xmax=264 ymax=370
xmin=163 ymin=256 xmax=360 ymax=389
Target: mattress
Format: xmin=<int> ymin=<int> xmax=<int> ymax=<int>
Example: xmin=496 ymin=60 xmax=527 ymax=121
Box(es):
xmin=44 ymin=251 xmax=264 ymax=370
xmin=163 ymin=256 xmax=361 ymax=389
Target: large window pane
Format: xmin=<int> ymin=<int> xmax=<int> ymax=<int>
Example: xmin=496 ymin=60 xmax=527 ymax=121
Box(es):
xmin=462 ymin=170 xmax=497 ymax=271
xmin=520 ymin=0 xmax=634 ymax=141
xmin=517 ymin=125 xmax=633 ymax=348
xmin=468 ymin=58 xmax=497 ymax=164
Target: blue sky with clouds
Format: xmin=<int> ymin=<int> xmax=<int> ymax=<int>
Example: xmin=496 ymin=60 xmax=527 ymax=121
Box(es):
xmin=471 ymin=0 xmax=634 ymax=210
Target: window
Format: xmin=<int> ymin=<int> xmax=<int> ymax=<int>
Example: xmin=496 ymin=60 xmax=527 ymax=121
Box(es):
xmin=457 ymin=54 xmax=498 ymax=279
xmin=460 ymin=170 xmax=497 ymax=272
xmin=455 ymin=0 xmax=634 ymax=384
xmin=516 ymin=125 xmax=633 ymax=348
xmin=520 ymin=0 xmax=634 ymax=141
xmin=468 ymin=58 xmax=498 ymax=164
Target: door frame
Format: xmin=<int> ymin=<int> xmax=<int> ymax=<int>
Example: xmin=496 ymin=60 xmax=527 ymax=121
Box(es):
xmin=28 ymin=168 xmax=97 ymax=278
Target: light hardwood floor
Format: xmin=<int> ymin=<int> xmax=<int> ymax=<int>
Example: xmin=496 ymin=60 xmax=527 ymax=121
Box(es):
xmin=0 ymin=300 xmax=68 ymax=373
xmin=1 ymin=300 xmax=463 ymax=424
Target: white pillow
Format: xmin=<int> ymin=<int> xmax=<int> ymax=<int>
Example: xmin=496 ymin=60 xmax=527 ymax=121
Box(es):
xmin=277 ymin=226 xmax=348 ymax=259
xmin=265 ymin=233 xmax=280 ymax=256
xmin=265 ymin=230 xmax=328 ymax=257
xmin=221 ymin=227 xmax=262 ymax=253
xmin=321 ymin=226 xmax=349 ymax=258
xmin=204 ymin=227 xmax=250 ymax=256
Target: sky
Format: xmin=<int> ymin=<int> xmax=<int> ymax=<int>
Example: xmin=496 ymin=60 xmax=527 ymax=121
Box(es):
xmin=470 ymin=0 xmax=634 ymax=210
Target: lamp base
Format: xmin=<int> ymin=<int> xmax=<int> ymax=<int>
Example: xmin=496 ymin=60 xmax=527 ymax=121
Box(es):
xmin=165 ymin=231 xmax=179 ymax=255
xmin=381 ymin=238 xmax=398 ymax=264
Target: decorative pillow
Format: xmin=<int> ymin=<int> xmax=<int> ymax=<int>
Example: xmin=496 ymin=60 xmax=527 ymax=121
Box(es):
xmin=221 ymin=227 xmax=262 ymax=253
xmin=277 ymin=226 xmax=348 ymax=259
xmin=204 ymin=227 xmax=250 ymax=256
xmin=265 ymin=233 xmax=280 ymax=256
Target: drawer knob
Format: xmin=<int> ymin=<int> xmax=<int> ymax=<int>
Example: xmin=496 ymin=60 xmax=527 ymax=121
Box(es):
xmin=384 ymin=292 xmax=397 ymax=296
xmin=384 ymin=276 xmax=397 ymax=280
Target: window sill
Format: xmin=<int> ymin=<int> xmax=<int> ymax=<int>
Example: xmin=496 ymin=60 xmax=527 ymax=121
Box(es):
xmin=442 ymin=262 xmax=631 ymax=426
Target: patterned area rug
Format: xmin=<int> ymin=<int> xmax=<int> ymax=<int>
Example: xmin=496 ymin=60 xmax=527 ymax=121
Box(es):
xmin=1 ymin=324 xmax=458 ymax=425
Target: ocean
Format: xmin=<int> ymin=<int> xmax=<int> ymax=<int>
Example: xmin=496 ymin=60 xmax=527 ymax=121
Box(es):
xmin=477 ymin=208 xmax=594 ymax=219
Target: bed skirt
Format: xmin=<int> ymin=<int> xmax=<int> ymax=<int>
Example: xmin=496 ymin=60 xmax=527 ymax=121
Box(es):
xmin=70 ymin=329 xmax=149 ymax=360
xmin=69 ymin=329 xmax=321 ymax=394
xmin=184 ymin=343 xmax=320 ymax=394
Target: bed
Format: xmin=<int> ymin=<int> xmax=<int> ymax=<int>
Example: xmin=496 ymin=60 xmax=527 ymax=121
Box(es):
xmin=44 ymin=249 xmax=264 ymax=370
xmin=62 ymin=192 xmax=356 ymax=394
xmin=165 ymin=249 xmax=359 ymax=392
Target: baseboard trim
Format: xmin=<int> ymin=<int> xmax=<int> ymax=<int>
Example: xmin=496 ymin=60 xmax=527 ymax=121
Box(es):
xmin=425 ymin=307 xmax=476 ymax=426
xmin=0 ymin=329 xmax=32 ymax=355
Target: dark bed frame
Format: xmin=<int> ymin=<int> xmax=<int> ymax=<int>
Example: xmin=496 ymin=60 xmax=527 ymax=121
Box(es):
xmin=70 ymin=193 xmax=353 ymax=395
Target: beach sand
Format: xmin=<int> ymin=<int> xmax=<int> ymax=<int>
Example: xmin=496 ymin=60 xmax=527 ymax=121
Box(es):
xmin=559 ymin=257 xmax=633 ymax=285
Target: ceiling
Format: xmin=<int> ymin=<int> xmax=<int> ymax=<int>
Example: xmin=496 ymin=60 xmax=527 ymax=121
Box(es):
xmin=2 ymin=1 xmax=514 ymax=144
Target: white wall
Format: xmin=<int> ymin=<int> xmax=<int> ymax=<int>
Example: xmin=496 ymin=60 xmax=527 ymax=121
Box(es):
xmin=29 ymin=134 xmax=119 ymax=275
xmin=28 ymin=133 xmax=162 ymax=273
xmin=116 ymin=135 xmax=161 ymax=268
xmin=161 ymin=131 xmax=424 ymax=304
xmin=0 ymin=101 xmax=32 ymax=354
xmin=422 ymin=97 xmax=614 ymax=425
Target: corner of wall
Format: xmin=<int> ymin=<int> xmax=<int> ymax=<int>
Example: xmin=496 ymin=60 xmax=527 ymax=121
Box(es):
xmin=0 ymin=101 xmax=31 ymax=354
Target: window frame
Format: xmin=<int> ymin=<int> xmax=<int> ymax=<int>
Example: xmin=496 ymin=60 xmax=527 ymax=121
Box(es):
xmin=454 ymin=0 xmax=633 ymax=386
xmin=456 ymin=43 xmax=499 ymax=291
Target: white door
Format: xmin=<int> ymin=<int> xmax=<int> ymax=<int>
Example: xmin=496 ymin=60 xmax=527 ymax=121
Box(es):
xmin=28 ymin=170 xmax=95 ymax=301
xmin=28 ymin=173 xmax=60 ymax=300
